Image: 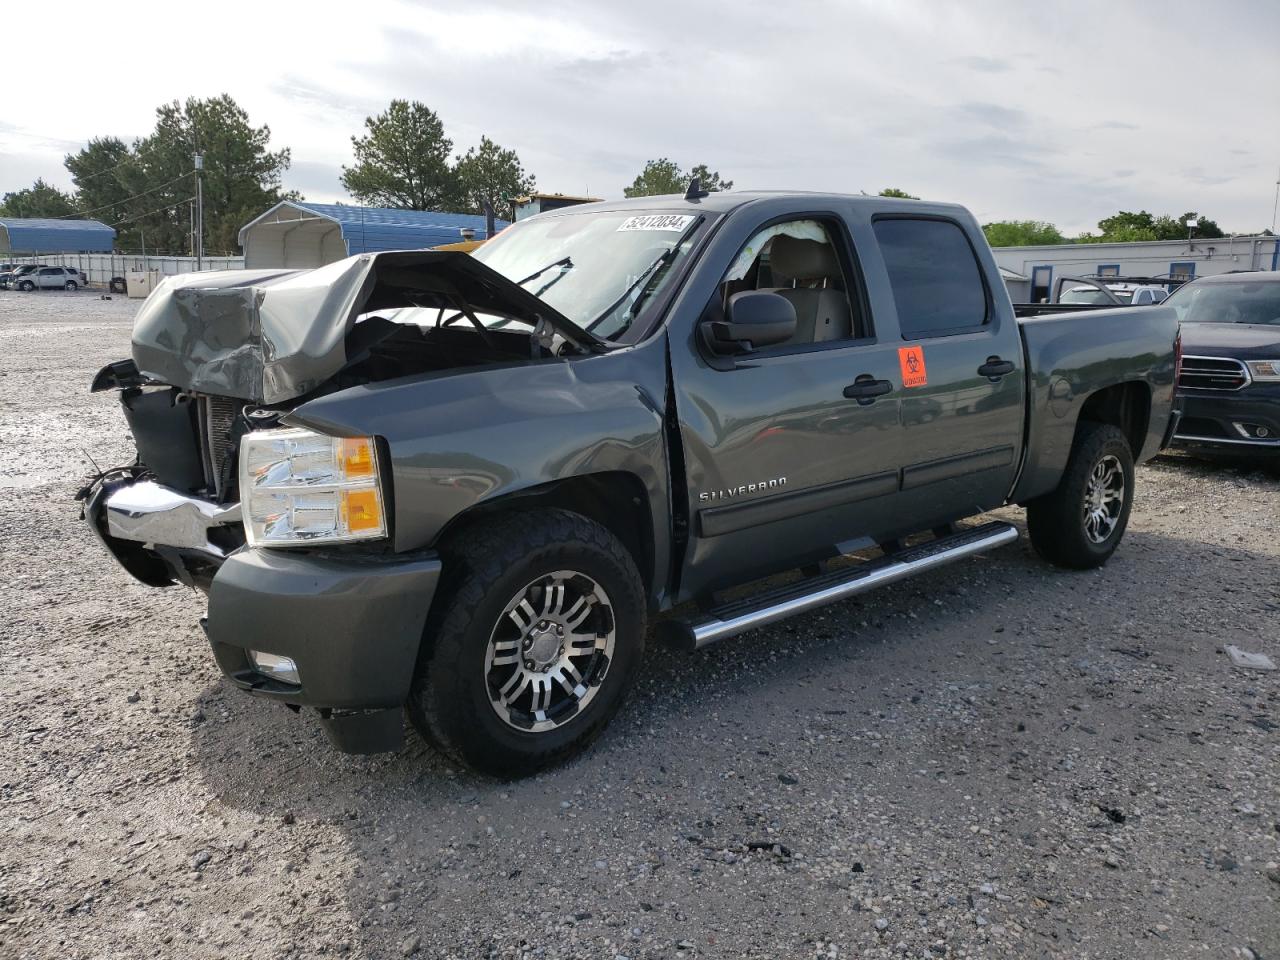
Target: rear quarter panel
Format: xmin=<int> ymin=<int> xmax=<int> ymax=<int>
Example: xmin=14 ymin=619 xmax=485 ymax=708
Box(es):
xmin=1012 ymin=306 xmax=1179 ymax=503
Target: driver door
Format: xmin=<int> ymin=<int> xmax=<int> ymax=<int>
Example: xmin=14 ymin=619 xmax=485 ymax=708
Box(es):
xmin=669 ymin=214 xmax=906 ymax=599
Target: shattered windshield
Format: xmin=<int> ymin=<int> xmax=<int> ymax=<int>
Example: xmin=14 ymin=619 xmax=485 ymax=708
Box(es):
xmin=1164 ymin=280 xmax=1280 ymax=326
xmin=472 ymin=209 xmax=704 ymax=340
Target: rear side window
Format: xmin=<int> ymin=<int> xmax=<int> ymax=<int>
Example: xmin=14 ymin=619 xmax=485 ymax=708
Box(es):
xmin=873 ymin=218 xmax=988 ymax=338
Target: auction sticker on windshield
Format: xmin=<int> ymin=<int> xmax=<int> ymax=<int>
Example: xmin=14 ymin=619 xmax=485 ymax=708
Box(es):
xmin=616 ymin=215 xmax=695 ymax=232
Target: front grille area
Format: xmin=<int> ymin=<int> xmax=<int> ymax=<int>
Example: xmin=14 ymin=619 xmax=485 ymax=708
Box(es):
xmin=200 ymin=396 xmax=241 ymax=500
xmin=1178 ymin=356 xmax=1249 ymax=391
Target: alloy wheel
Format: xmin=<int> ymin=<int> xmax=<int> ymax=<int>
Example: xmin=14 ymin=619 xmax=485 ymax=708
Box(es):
xmin=1082 ymin=454 xmax=1124 ymax=544
xmin=484 ymin=570 xmax=616 ymax=733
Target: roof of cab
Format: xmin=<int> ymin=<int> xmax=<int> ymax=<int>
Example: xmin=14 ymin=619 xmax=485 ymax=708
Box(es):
xmin=537 ymin=190 xmax=971 ymax=218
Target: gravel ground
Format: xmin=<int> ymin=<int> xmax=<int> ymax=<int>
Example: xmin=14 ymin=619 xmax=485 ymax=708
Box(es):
xmin=2 ymin=288 xmax=1278 ymax=960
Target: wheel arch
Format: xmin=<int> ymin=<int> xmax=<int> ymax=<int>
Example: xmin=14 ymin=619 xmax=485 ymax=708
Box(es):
xmin=432 ymin=471 xmax=659 ymax=607
xmin=1074 ymin=380 xmax=1151 ymax=456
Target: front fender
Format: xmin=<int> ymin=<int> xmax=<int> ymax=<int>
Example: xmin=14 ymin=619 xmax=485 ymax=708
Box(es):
xmin=285 ymin=333 xmax=672 ymax=583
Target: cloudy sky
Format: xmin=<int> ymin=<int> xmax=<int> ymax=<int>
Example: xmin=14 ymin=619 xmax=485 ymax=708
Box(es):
xmin=3 ymin=0 xmax=1278 ymax=235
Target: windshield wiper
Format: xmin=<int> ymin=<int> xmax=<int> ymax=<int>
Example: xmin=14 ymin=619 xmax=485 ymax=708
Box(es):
xmin=587 ymin=248 xmax=675 ymax=334
xmin=516 ymin=256 xmax=574 ymax=299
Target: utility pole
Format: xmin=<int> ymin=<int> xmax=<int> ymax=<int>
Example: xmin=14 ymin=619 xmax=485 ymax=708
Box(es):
xmin=1271 ymin=164 xmax=1279 ymax=235
xmin=193 ymin=153 xmax=204 ymax=270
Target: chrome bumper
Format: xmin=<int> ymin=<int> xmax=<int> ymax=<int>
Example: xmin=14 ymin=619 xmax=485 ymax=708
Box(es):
xmin=104 ymin=480 xmax=241 ymax=557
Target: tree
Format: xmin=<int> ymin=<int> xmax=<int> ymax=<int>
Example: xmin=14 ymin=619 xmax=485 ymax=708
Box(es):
xmin=341 ymin=100 xmax=458 ymax=210
xmin=64 ymin=137 xmax=141 ymax=227
xmin=983 ymin=220 xmax=1066 ymax=247
xmin=454 ymin=136 xmax=535 ymax=220
xmin=1078 ymin=209 xmax=1226 ymax=243
xmin=0 ymin=178 xmax=77 ymax=218
xmin=878 ymin=187 xmax=919 ymax=199
xmin=623 ymin=158 xmax=733 ymax=198
xmin=130 ymin=95 xmax=292 ymax=255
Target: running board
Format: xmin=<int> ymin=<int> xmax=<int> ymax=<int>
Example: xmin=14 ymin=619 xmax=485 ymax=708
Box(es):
xmin=666 ymin=521 xmax=1018 ymax=650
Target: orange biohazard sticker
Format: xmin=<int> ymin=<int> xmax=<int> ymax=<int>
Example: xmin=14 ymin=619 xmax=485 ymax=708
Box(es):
xmin=898 ymin=345 xmax=927 ymax=388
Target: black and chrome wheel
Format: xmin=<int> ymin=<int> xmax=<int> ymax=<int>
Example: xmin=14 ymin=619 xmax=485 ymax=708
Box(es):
xmin=18 ymin=280 xmax=34 ymax=292
xmin=65 ymin=280 xmax=78 ymax=291
xmin=486 ymin=570 xmax=616 ymax=733
xmin=1028 ymin=422 xmax=1135 ymax=569
xmin=408 ymin=510 xmax=645 ymax=777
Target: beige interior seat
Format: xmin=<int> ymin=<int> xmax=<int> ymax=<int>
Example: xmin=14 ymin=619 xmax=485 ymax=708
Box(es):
xmin=766 ymin=234 xmax=852 ymax=345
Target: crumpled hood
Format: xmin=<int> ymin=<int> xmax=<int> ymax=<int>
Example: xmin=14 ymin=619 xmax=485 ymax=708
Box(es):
xmin=130 ymin=250 xmax=597 ymax=404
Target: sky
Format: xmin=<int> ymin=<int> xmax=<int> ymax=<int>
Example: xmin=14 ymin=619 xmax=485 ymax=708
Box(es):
xmin=2 ymin=0 xmax=1278 ymax=236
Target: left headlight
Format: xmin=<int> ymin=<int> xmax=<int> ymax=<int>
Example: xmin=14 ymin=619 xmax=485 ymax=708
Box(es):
xmin=1245 ymin=359 xmax=1280 ymax=382
xmin=239 ymin=428 xmax=387 ymax=547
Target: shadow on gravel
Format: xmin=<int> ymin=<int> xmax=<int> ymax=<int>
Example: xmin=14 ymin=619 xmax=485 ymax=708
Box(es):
xmin=1151 ymin=449 xmax=1280 ymax=482
xmin=187 ymin=524 xmax=1280 ymax=954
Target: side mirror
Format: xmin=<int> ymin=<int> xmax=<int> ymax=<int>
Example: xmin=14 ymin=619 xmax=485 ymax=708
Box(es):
xmin=701 ymin=291 xmax=797 ymax=356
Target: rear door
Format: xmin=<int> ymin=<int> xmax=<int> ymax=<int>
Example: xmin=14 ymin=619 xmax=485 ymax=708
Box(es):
xmin=867 ymin=215 xmax=1025 ymax=520
xmin=668 ymin=206 xmax=907 ymax=598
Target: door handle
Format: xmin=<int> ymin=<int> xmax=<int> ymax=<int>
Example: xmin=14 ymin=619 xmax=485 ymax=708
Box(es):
xmin=843 ymin=376 xmax=893 ymax=402
xmin=978 ymin=357 xmax=1015 ymax=379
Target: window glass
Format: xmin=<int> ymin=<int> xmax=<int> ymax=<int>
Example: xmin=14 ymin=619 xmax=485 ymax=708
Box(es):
xmin=873 ymin=218 xmax=988 ymax=337
xmin=717 ymin=219 xmax=865 ymax=345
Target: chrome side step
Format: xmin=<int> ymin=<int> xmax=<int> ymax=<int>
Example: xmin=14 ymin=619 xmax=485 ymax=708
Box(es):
xmin=667 ymin=521 xmax=1018 ymax=650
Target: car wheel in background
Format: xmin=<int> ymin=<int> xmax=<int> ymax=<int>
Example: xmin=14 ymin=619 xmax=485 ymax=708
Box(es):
xmin=408 ymin=509 xmax=646 ymax=777
xmin=18 ymin=280 xmax=34 ymax=292
xmin=1027 ymin=422 xmax=1135 ymax=569
xmin=65 ymin=280 xmax=78 ymax=291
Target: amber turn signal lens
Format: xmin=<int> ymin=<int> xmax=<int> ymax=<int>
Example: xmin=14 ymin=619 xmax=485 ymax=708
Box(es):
xmin=341 ymin=488 xmax=384 ymax=533
xmin=340 ymin=437 xmax=376 ymax=480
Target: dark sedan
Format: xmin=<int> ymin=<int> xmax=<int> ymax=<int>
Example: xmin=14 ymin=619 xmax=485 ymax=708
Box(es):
xmin=1169 ymin=272 xmax=1280 ymax=464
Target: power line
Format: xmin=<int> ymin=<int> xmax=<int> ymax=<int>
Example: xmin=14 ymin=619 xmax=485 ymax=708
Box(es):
xmin=56 ymin=173 xmax=189 ymax=220
xmin=69 ymin=153 xmax=138 ymax=183
xmin=107 ymin=196 xmax=195 ymax=228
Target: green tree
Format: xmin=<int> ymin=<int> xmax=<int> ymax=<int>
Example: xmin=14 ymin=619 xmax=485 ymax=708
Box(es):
xmin=64 ymin=137 xmax=142 ymax=226
xmin=130 ymin=95 xmax=291 ymax=255
xmin=1078 ymin=209 xmax=1226 ymax=244
xmin=454 ymin=136 xmax=535 ymax=220
xmin=0 ymin=178 xmax=77 ymax=218
xmin=878 ymin=187 xmax=919 ymax=199
xmin=983 ymin=220 xmax=1066 ymax=247
xmin=341 ymin=100 xmax=458 ymax=210
xmin=623 ymin=158 xmax=733 ymax=198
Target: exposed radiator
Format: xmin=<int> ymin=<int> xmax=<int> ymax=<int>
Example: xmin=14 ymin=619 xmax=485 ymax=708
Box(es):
xmin=200 ymin=396 xmax=241 ymax=500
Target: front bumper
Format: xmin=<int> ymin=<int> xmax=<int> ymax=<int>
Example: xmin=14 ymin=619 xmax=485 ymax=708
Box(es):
xmin=83 ymin=470 xmax=442 ymax=753
xmin=1172 ymin=390 xmax=1280 ymax=457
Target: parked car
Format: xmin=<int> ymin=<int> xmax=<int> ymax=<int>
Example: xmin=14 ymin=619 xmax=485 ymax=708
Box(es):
xmin=1167 ymin=271 xmax=1280 ymax=464
xmin=79 ymin=191 xmax=1181 ymax=776
xmin=1 ymin=264 xmax=43 ymax=290
xmin=14 ymin=265 xmax=83 ymax=291
xmin=1059 ymin=280 xmax=1168 ymax=306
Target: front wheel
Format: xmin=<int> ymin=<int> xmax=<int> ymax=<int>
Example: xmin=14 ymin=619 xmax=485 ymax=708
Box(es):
xmin=408 ymin=509 xmax=646 ymax=777
xmin=65 ymin=280 xmax=78 ymax=291
xmin=18 ymin=281 xmax=34 ymax=292
xmin=1027 ymin=422 xmax=1135 ymax=569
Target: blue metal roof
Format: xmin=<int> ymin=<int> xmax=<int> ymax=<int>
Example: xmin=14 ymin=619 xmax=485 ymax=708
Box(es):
xmin=0 ymin=217 xmax=115 ymax=253
xmin=284 ymin=201 xmax=506 ymax=254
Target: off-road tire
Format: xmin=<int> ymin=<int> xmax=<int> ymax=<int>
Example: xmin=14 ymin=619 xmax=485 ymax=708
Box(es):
xmin=407 ymin=509 xmax=646 ymax=777
xmin=1027 ymin=422 xmax=1135 ymax=569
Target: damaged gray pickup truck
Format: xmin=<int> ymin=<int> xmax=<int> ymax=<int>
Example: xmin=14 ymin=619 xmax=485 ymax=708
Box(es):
xmin=81 ymin=191 xmax=1181 ymax=776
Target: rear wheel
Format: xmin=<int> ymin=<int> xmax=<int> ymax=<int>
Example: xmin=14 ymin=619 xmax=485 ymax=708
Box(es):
xmin=408 ymin=509 xmax=646 ymax=777
xmin=1027 ymin=422 xmax=1135 ymax=569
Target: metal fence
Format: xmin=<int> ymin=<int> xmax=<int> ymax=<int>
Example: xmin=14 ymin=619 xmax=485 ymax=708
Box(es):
xmin=2 ymin=252 xmax=244 ymax=286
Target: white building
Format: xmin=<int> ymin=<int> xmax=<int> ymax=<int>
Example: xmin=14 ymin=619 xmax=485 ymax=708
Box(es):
xmin=989 ymin=234 xmax=1280 ymax=302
